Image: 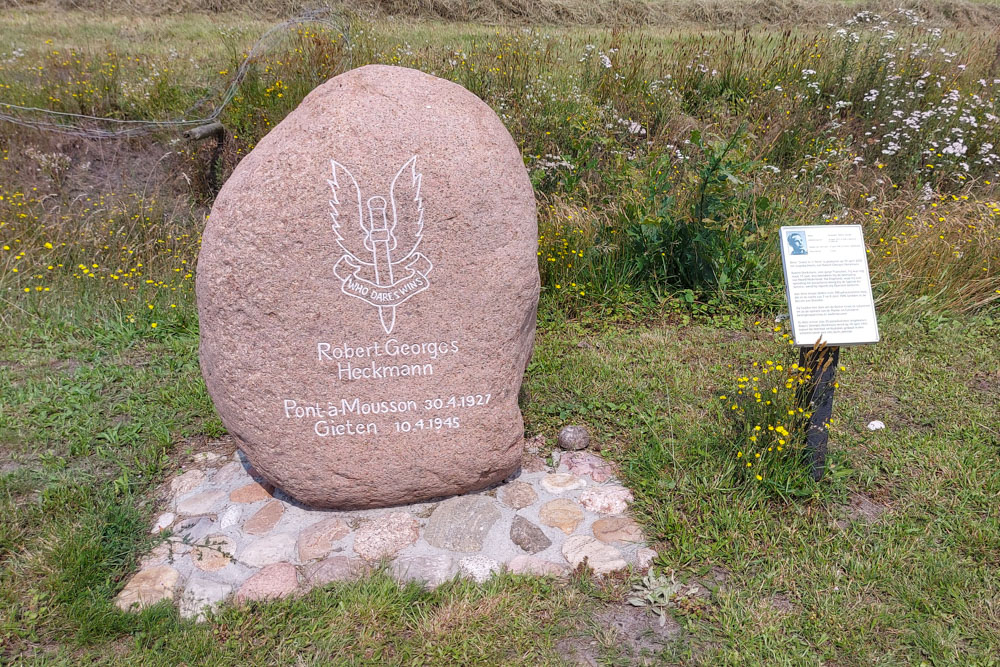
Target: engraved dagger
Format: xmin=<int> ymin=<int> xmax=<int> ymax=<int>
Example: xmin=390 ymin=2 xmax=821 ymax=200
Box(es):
xmin=364 ymin=195 xmax=397 ymax=334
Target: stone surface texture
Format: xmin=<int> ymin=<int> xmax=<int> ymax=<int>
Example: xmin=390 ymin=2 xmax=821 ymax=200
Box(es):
xmin=197 ymin=65 xmax=539 ymax=509
xmin=557 ymin=425 xmax=591 ymax=451
xmin=297 ymin=518 xmax=350 ymax=561
xmin=121 ymin=444 xmax=654 ymax=621
xmin=510 ymin=516 xmax=551 ymax=554
xmin=353 ymin=512 xmax=420 ymax=561
xmin=579 ymin=486 xmax=634 ymax=515
xmin=592 ymin=517 xmax=644 ymax=545
xmin=424 ymin=496 xmax=501 ymax=552
xmin=562 ymin=535 xmax=628 ymax=575
xmin=539 ymin=498 xmax=585 ymax=535
xmin=115 ymin=565 xmax=180 ymax=611
xmin=235 ymin=563 xmax=299 ymax=602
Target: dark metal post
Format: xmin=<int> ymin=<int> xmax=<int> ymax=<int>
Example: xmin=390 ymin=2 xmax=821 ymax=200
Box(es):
xmin=798 ymin=345 xmax=840 ymax=480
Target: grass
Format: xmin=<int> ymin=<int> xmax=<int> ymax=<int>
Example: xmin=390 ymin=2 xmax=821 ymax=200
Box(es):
xmin=1 ymin=5 xmax=999 ymax=664
xmin=3 ymin=286 xmax=998 ymax=663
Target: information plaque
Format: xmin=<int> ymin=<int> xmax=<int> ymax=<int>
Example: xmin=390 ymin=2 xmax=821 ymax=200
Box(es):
xmin=779 ymin=224 xmax=879 ymax=347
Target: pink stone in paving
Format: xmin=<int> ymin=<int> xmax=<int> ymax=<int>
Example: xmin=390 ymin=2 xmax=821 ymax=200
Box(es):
xmin=499 ymin=481 xmax=537 ymax=509
xmin=591 ymin=516 xmax=643 ymax=545
xmin=508 ymin=555 xmax=569 ymax=577
xmin=579 ymin=486 xmax=633 ymax=515
xmin=353 ymin=511 xmax=419 ymax=562
xmin=235 ymin=562 xmax=299 ymax=603
xmin=521 ymin=454 xmax=548 ymax=473
xmin=538 ymin=498 xmax=584 ymax=535
xmin=244 ymin=500 xmax=284 ymax=535
xmin=561 ymin=451 xmax=617 ymax=483
xmin=192 ymin=534 xmax=236 ymax=572
xmin=296 ymin=517 xmax=350 ymax=561
xmin=115 ymin=565 xmax=180 ymax=611
xmin=230 ymin=481 xmax=274 ymax=503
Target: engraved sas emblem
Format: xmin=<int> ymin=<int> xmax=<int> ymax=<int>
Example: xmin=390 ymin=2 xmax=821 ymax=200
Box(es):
xmin=328 ymin=156 xmax=432 ymax=334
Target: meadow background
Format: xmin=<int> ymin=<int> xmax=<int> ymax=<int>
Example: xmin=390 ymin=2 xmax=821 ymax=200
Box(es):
xmin=1 ymin=1 xmax=998 ymax=664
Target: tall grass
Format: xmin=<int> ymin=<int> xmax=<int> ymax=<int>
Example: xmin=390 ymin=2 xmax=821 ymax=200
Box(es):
xmin=0 ymin=9 xmax=997 ymax=318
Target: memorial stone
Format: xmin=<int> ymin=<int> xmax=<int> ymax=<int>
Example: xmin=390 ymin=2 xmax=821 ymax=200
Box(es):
xmin=197 ymin=65 xmax=539 ymax=508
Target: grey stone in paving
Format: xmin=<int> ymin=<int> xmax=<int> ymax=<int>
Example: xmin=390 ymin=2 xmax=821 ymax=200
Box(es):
xmin=240 ymin=532 xmax=297 ymax=567
xmin=508 ymin=555 xmax=569 ymax=576
xmin=304 ymin=555 xmax=368 ymax=587
xmin=180 ymin=577 xmax=233 ymax=620
xmin=173 ymin=516 xmax=217 ymax=543
xmin=634 ymin=548 xmax=657 ymax=569
xmin=391 ymin=554 xmax=457 ymax=588
xmin=212 ymin=461 xmax=246 ymax=485
xmin=424 ymin=496 xmax=501 ymax=552
xmin=176 ymin=489 xmax=227 ymax=515
xmin=557 ymin=425 xmax=590 ymax=451
xmin=510 ymin=516 xmax=551 ymax=554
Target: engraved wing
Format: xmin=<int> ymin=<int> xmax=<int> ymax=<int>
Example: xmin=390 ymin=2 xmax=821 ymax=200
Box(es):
xmin=389 ymin=156 xmax=424 ymax=260
xmin=328 ymin=160 xmax=371 ymax=265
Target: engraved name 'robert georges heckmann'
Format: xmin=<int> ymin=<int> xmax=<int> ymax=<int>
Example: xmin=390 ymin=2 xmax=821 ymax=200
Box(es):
xmin=328 ymin=156 xmax=433 ymax=335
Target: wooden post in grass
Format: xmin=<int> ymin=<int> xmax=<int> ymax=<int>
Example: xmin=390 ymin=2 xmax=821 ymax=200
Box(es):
xmin=799 ymin=345 xmax=840 ymax=481
xmin=780 ymin=225 xmax=879 ymax=480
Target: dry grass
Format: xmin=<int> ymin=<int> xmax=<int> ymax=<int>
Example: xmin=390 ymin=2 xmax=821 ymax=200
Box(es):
xmin=1 ymin=0 xmax=998 ymax=28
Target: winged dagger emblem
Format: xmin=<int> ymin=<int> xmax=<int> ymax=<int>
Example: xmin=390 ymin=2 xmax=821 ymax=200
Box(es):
xmin=329 ymin=156 xmax=433 ymax=334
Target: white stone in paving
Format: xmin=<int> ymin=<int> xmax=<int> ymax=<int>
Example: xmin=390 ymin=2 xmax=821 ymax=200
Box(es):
xmin=176 ymin=489 xmax=227 ymax=515
xmin=540 ymin=473 xmax=586 ymax=494
xmin=151 ymin=512 xmax=175 ymax=534
xmin=459 ymin=555 xmax=500 ymax=583
xmin=180 ymin=577 xmax=233 ymax=621
xmin=219 ymin=505 xmax=243 ymax=529
xmin=170 ymin=469 xmax=206 ymax=495
xmin=391 ymin=554 xmax=457 ymax=588
xmin=578 ymin=486 xmax=633 ymax=515
xmin=213 ymin=461 xmax=247 ymax=486
xmin=136 ymin=444 xmax=654 ymax=620
xmin=562 ymin=535 xmax=627 ymax=575
xmin=508 ymin=555 xmax=569 ymax=577
xmin=193 ymin=451 xmax=224 ymax=464
xmin=239 ymin=532 xmax=298 ymax=567
xmin=634 ymin=547 xmax=657 ymax=569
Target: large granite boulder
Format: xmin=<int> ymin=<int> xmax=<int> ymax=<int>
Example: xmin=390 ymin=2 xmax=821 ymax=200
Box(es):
xmin=197 ymin=65 xmax=539 ymax=508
